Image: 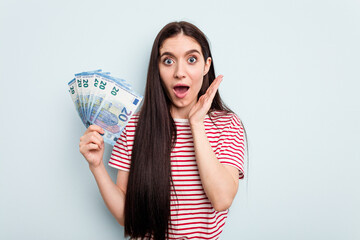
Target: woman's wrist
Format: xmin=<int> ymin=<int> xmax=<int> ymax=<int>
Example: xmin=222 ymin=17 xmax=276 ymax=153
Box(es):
xmin=89 ymin=161 xmax=105 ymax=174
xmin=189 ymin=116 xmax=205 ymax=127
xmin=190 ymin=120 xmax=205 ymax=134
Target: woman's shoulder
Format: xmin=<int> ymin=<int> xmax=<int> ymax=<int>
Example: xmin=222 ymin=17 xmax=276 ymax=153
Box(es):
xmin=131 ymin=111 xmax=141 ymax=120
xmin=125 ymin=112 xmax=140 ymax=128
xmin=207 ymin=110 xmax=242 ymax=126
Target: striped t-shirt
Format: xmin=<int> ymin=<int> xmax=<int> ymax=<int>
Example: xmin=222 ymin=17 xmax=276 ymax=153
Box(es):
xmin=109 ymin=111 xmax=245 ymax=239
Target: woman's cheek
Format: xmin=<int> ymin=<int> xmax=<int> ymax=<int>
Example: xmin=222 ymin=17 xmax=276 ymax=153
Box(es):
xmin=191 ymin=71 xmax=205 ymax=90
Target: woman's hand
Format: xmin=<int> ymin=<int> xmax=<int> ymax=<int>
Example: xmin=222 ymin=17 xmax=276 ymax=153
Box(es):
xmin=79 ymin=125 xmax=105 ymax=169
xmin=188 ymin=75 xmax=223 ymax=126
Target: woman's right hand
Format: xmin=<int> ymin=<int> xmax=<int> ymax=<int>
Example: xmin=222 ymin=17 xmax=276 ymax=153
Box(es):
xmin=79 ymin=125 xmax=105 ymax=169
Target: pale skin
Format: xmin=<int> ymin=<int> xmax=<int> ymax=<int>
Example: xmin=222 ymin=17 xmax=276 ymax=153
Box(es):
xmin=79 ymin=33 xmax=239 ymax=226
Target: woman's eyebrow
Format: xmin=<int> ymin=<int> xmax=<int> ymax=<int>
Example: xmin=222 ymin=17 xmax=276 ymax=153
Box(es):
xmin=160 ymin=49 xmax=201 ymax=58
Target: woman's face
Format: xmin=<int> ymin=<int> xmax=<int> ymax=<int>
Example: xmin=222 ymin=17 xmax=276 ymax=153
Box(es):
xmin=158 ymin=33 xmax=211 ymax=119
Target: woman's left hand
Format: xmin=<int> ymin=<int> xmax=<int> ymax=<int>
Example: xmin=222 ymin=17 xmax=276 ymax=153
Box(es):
xmin=188 ymin=75 xmax=223 ymax=126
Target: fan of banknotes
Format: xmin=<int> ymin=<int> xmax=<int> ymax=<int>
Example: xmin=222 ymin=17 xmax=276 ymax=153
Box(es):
xmin=68 ymin=69 xmax=143 ymax=145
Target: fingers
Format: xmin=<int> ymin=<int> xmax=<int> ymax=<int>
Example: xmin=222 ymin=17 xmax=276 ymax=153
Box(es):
xmin=79 ymin=133 xmax=104 ymax=157
xmin=86 ymin=143 xmax=101 ymax=151
xmin=206 ymin=75 xmax=223 ymax=100
xmin=80 ymin=125 xmax=104 ymax=148
xmin=79 ymin=142 xmax=100 ymax=153
xmin=85 ymin=124 xmax=104 ymax=135
xmin=188 ymin=75 xmax=224 ymax=123
xmin=80 ymin=132 xmax=103 ymax=145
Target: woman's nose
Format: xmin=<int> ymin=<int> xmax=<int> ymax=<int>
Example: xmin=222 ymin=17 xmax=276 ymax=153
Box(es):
xmin=174 ymin=61 xmax=186 ymax=79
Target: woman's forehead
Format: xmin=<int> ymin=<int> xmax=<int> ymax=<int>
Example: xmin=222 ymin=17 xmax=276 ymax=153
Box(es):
xmin=159 ymin=34 xmax=202 ymax=55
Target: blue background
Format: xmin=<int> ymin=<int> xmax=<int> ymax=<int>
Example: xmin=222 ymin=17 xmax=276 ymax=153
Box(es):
xmin=0 ymin=0 xmax=359 ymax=239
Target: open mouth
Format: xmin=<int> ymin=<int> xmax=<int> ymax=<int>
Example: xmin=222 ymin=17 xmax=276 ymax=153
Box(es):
xmin=173 ymin=85 xmax=190 ymax=99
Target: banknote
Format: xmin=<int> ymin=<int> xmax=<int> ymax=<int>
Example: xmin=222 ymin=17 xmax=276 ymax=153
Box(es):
xmin=92 ymin=76 xmax=142 ymax=145
xmin=68 ymin=69 xmax=143 ymax=145
xmin=74 ymin=70 xmax=103 ymax=126
xmin=88 ymin=72 xmax=110 ymax=125
xmin=68 ymin=78 xmax=86 ymax=125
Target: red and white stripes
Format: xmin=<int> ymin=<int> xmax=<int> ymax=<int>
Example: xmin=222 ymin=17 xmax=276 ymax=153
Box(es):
xmin=109 ymin=111 xmax=245 ymax=239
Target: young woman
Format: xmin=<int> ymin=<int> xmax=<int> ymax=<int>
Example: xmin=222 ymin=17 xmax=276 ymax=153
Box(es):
xmin=79 ymin=21 xmax=247 ymax=240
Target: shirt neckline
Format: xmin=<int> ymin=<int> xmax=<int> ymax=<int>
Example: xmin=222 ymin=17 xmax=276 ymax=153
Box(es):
xmin=173 ymin=114 xmax=209 ymax=122
xmin=173 ymin=118 xmax=189 ymax=122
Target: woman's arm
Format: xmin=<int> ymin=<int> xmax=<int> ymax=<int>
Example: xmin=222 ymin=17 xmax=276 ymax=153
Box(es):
xmin=79 ymin=125 xmax=128 ymax=225
xmin=188 ymin=75 xmax=240 ymax=211
xmin=190 ymin=123 xmax=239 ymax=212
xmin=89 ymin=165 xmax=128 ymax=226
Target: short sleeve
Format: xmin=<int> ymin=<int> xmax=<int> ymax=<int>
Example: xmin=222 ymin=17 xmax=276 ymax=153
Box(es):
xmin=217 ymin=114 xmax=246 ymax=179
xmin=108 ymin=127 xmax=131 ymax=172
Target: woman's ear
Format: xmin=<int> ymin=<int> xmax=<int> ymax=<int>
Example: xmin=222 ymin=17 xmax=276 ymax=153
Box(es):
xmin=203 ymin=57 xmax=212 ymax=76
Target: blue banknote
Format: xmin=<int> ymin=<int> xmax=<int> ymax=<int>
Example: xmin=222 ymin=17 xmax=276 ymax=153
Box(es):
xmin=68 ymin=70 xmax=143 ymax=145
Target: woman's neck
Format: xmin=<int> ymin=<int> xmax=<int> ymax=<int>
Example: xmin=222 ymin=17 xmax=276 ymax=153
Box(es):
xmin=170 ymin=104 xmax=193 ymax=119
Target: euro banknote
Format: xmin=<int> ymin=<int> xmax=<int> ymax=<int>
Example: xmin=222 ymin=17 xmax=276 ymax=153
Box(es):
xmin=68 ymin=69 xmax=143 ymax=145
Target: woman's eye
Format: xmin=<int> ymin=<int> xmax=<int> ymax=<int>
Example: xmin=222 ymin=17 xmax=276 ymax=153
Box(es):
xmin=188 ymin=57 xmax=197 ymax=63
xmin=164 ymin=58 xmax=173 ymax=65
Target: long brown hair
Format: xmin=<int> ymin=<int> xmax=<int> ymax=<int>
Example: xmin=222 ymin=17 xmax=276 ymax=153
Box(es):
xmin=124 ymin=21 xmax=244 ymax=240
